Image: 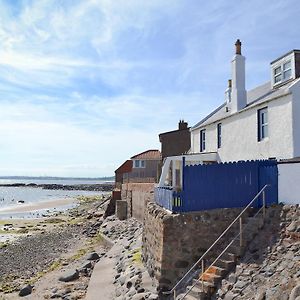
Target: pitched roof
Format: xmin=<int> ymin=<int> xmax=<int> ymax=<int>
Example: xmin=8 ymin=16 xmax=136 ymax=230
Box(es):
xmin=192 ymin=79 xmax=298 ymax=130
xmin=115 ymin=160 xmax=133 ymax=173
xmin=130 ymin=150 xmax=161 ymax=160
xmin=159 ymin=126 xmax=191 ymax=138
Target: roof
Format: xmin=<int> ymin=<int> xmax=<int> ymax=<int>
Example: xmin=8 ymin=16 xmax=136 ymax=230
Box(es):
xmin=192 ymin=79 xmax=298 ymax=130
xmin=115 ymin=160 xmax=133 ymax=173
xmin=159 ymin=127 xmax=190 ymax=139
xmin=130 ymin=150 xmax=161 ymax=160
xmin=270 ymin=49 xmax=300 ymax=64
xmin=278 ymin=157 xmax=300 ymax=164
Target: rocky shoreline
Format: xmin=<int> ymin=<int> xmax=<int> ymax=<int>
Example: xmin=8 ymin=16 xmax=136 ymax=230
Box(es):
xmin=0 ymin=195 xmax=159 ymax=300
xmin=215 ymin=204 xmax=300 ymax=300
xmin=0 ymin=183 xmax=114 ymax=192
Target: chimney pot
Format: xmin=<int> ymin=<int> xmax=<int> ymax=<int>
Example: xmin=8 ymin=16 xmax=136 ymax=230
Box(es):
xmin=178 ymin=120 xmax=188 ymax=130
xmin=235 ymin=39 xmax=242 ymax=55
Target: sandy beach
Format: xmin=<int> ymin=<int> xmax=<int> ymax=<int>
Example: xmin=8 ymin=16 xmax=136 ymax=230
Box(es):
xmin=0 ymin=198 xmax=76 ymax=214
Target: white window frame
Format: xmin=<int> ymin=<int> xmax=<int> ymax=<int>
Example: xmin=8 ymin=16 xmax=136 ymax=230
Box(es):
xmin=217 ymin=123 xmax=222 ymax=148
xmin=133 ymin=160 xmax=145 ymax=168
xmin=258 ymin=107 xmax=268 ymax=142
xmin=200 ymin=129 xmax=206 ymax=152
xmin=271 ymin=52 xmax=295 ymax=87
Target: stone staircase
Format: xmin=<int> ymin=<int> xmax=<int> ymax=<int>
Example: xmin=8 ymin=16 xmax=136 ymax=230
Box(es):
xmin=176 ymin=213 xmax=266 ymax=300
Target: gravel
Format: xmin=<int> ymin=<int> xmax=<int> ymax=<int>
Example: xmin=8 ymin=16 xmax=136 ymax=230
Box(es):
xmin=0 ymin=225 xmax=80 ymax=283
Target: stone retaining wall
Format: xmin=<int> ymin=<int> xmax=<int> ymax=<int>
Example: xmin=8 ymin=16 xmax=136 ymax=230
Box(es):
xmin=121 ymin=183 xmax=155 ymax=222
xmin=142 ymin=202 xmax=245 ymax=291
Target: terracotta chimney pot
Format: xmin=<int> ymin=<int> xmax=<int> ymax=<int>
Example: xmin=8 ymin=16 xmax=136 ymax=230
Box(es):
xmin=235 ymin=39 xmax=242 ymax=55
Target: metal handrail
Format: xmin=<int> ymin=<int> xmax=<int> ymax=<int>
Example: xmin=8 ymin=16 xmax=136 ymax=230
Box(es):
xmin=164 ymin=184 xmax=269 ymax=298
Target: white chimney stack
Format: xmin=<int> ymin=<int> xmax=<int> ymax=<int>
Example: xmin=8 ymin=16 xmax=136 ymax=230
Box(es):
xmin=231 ymin=39 xmax=247 ymax=113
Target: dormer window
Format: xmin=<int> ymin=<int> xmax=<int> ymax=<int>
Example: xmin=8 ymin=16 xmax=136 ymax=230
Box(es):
xmin=273 ymin=60 xmax=292 ymax=85
xmin=271 ymin=50 xmax=300 ymax=88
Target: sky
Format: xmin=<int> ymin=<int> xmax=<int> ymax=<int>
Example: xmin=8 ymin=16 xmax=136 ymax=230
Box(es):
xmin=0 ymin=0 xmax=300 ymax=177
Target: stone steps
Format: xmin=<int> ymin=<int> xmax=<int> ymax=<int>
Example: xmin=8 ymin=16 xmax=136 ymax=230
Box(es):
xmin=175 ymin=211 xmax=267 ymax=299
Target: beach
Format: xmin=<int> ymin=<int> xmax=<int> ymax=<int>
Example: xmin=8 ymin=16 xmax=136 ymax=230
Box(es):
xmin=0 ymin=191 xmax=158 ymax=300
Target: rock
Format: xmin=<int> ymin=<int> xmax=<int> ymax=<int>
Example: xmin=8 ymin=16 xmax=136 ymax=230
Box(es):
xmin=290 ymin=284 xmax=300 ymax=300
xmin=287 ymin=221 xmax=297 ymax=232
xmin=255 ymin=290 xmax=266 ymax=300
xmin=79 ymin=261 xmax=92 ymax=270
xmin=86 ymin=252 xmax=100 ymax=261
xmin=228 ymin=274 xmax=237 ymax=284
xmin=19 ymin=285 xmax=33 ymax=297
xmin=131 ymin=293 xmax=149 ymax=300
xmin=137 ymin=287 xmax=145 ymax=293
xmin=59 ymin=270 xmax=79 ymax=282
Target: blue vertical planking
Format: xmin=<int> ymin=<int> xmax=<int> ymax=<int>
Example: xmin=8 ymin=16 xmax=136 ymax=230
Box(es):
xmin=178 ymin=160 xmax=278 ymax=212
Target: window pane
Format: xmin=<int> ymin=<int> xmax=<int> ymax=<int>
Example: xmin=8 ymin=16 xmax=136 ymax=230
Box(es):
xmin=262 ymin=111 xmax=268 ymax=124
xmin=274 ymin=74 xmax=281 ymax=83
xmin=274 ymin=66 xmax=281 ymax=75
xmin=283 ymin=61 xmax=291 ymax=70
xmin=283 ymin=69 xmax=292 ymax=80
xmin=134 ymin=160 xmax=139 ymax=168
xmin=200 ymin=130 xmax=206 ymax=151
xmin=141 ymin=160 xmax=145 ymax=168
xmin=262 ymin=125 xmax=268 ymax=139
xmin=258 ymin=108 xmax=268 ymax=141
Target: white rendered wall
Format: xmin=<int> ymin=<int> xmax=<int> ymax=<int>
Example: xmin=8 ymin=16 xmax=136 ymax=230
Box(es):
xmin=278 ymin=163 xmax=300 ymax=204
xmin=231 ymin=54 xmax=247 ymax=113
xmin=290 ymin=80 xmax=300 ymax=157
xmin=191 ymin=95 xmax=294 ymax=162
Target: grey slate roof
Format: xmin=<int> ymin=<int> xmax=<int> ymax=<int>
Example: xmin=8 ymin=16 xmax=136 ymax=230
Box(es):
xmin=191 ymin=79 xmax=298 ymax=130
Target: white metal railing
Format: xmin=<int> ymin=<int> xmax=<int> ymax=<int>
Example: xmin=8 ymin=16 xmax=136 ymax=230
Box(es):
xmin=164 ymin=184 xmax=269 ymax=300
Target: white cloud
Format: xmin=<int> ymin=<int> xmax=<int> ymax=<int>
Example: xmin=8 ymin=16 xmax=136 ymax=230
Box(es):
xmin=0 ymin=0 xmax=299 ymax=176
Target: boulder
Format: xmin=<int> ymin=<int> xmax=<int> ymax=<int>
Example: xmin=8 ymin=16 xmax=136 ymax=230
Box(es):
xmin=19 ymin=285 xmax=33 ymax=297
xmin=59 ymin=270 xmax=79 ymax=282
xmin=86 ymin=252 xmax=100 ymax=261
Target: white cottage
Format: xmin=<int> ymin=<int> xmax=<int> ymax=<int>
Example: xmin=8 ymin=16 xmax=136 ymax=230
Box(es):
xmin=158 ymin=41 xmax=300 ymax=205
xmin=190 ymin=40 xmax=300 ymax=162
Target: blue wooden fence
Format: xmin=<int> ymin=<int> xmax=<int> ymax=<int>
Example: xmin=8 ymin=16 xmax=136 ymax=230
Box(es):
xmin=155 ymin=160 xmax=278 ymax=212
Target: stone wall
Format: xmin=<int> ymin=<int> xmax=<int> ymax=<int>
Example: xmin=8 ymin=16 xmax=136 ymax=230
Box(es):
xmin=215 ymin=205 xmax=299 ymax=300
xmin=121 ymin=183 xmax=155 ymax=222
xmin=142 ymin=202 xmax=245 ymax=291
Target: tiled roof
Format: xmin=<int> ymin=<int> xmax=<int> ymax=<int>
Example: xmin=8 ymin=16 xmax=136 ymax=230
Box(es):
xmin=130 ymin=150 xmax=161 ymax=160
xmin=192 ymin=78 xmax=299 ymax=130
xmin=115 ymin=160 xmax=133 ymax=173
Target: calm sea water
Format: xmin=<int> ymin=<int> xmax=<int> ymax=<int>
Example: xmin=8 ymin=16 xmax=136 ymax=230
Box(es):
xmin=0 ymin=178 xmax=112 ymax=219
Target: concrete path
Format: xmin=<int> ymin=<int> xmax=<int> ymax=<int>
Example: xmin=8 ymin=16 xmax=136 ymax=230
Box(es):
xmin=85 ymin=242 xmax=121 ymax=300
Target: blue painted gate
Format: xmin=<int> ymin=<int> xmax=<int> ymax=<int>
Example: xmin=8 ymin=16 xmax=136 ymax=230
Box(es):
xmin=155 ymin=160 xmax=278 ymax=212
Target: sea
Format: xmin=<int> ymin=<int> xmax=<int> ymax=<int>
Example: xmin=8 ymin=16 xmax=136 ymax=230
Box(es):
xmin=0 ymin=177 xmax=113 ymax=219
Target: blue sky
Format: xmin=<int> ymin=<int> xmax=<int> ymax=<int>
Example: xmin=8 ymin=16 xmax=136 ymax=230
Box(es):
xmin=0 ymin=0 xmax=299 ymax=177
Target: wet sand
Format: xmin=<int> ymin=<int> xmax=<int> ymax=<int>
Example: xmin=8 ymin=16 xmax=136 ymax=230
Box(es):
xmin=0 ymin=198 xmax=76 ymax=214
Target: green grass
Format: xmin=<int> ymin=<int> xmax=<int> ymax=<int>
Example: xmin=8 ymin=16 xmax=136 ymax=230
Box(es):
xmin=77 ymin=195 xmax=104 ymax=203
xmin=42 ymin=218 xmax=66 ymax=224
xmin=68 ymin=247 xmax=90 ymax=261
xmin=90 ymin=231 xmax=104 ymax=245
xmin=0 ymin=242 xmax=8 ymax=249
xmin=26 ymin=260 xmax=62 ymax=286
xmin=0 ymin=275 xmax=19 ymax=293
xmin=131 ymin=248 xmax=142 ymax=265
